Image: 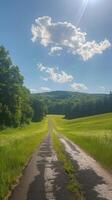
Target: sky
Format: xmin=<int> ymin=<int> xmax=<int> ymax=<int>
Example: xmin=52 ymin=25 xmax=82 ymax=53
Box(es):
xmin=0 ymin=0 xmax=112 ymax=93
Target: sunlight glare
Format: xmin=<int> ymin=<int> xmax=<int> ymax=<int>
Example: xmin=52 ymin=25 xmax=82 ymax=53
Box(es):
xmin=76 ymin=0 xmax=89 ymax=26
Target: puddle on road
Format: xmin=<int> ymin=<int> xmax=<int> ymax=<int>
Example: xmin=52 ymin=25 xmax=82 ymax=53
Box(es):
xmin=60 ymin=137 xmax=112 ymax=200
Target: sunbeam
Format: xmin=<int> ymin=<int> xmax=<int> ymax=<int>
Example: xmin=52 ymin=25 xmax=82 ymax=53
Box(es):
xmin=76 ymin=0 xmax=89 ymax=26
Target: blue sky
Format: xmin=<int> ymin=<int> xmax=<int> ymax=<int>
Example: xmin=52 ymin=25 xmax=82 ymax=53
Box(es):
xmin=0 ymin=0 xmax=112 ymax=93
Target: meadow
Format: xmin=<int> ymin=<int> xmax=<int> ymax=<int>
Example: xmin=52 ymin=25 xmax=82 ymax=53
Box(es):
xmin=51 ymin=113 xmax=112 ymax=171
xmin=0 ymin=118 xmax=48 ymax=200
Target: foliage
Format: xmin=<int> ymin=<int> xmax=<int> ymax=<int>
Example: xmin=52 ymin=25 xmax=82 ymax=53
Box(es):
xmin=32 ymin=91 xmax=112 ymax=119
xmin=65 ymin=92 xmax=112 ymax=119
xmin=31 ymin=96 xmax=47 ymax=122
xmin=0 ymin=46 xmax=33 ymax=128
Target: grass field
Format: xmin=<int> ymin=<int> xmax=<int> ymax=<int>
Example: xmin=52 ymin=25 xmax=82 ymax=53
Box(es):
xmin=51 ymin=113 xmax=112 ymax=171
xmin=0 ymin=118 xmax=48 ymax=200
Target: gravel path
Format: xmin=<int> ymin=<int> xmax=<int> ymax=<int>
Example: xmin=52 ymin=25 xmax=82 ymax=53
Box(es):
xmin=9 ymin=134 xmax=75 ymax=200
xmin=59 ymin=136 xmax=112 ymax=200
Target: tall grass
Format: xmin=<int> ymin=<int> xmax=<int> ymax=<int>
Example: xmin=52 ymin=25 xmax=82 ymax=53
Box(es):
xmin=51 ymin=113 xmax=112 ymax=170
xmin=0 ymin=118 xmax=48 ymax=200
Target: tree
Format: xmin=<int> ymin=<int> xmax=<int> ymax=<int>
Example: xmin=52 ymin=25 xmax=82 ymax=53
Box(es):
xmin=31 ymin=97 xmax=47 ymax=122
xmin=20 ymin=87 xmax=33 ymax=124
xmin=0 ymin=46 xmax=33 ymax=127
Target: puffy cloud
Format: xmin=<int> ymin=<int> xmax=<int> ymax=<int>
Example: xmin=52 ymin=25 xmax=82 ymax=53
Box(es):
xmin=45 ymin=68 xmax=73 ymax=83
xmin=40 ymin=87 xmax=51 ymax=91
xmin=49 ymin=46 xmax=63 ymax=55
xmin=37 ymin=63 xmax=46 ymax=71
xmin=31 ymin=16 xmax=111 ymax=60
xmin=71 ymin=82 xmax=88 ymax=91
xmin=76 ymin=39 xmax=111 ymax=60
xmin=37 ymin=63 xmax=73 ymax=83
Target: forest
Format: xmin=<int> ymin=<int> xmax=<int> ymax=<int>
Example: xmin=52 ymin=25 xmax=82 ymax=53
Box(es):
xmin=0 ymin=46 xmax=46 ymax=128
xmin=33 ymin=91 xmax=112 ymax=119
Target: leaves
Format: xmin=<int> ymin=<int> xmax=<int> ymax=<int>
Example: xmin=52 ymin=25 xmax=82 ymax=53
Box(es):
xmin=0 ymin=46 xmax=33 ymax=127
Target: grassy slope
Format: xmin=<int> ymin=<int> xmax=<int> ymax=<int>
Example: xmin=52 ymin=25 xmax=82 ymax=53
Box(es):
xmin=51 ymin=113 xmax=112 ymax=170
xmin=0 ymin=118 xmax=48 ymax=200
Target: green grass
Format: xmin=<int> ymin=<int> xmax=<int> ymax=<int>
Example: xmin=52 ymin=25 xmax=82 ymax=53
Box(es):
xmin=0 ymin=118 xmax=48 ymax=200
xmin=49 ymin=119 xmax=85 ymax=200
xmin=51 ymin=113 xmax=112 ymax=170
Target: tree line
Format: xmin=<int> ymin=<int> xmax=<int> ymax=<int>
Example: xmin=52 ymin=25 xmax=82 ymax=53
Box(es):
xmin=33 ymin=91 xmax=112 ymax=119
xmin=64 ymin=93 xmax=112 ymax=119
xmin=0 ymin=46 xmax=46 ymax=128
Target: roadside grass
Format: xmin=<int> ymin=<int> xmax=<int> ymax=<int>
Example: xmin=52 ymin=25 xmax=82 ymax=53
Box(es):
xmin=51 ymin=113 xmax=112 ymax=170
xmin=0 ymin=118 xmax=48 ymax=200
xmin=50 ymin=123 xmax=85 ymax=199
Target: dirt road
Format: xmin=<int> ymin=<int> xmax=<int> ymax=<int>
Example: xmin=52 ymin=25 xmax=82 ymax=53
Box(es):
xmin=9 ymin=134 xmax=75 ymax=200
xmin=8 ymin=124 xmax=112 ymax=200
xmin=59 ymin=136 xmax=112 ymax=200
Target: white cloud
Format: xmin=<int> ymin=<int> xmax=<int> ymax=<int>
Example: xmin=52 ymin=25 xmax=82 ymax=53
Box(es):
xmin=76 ymin=39 xmax=111 ymax=60
xmin=46 ymin=68 xmax=73 ymax=83
xmin=49 ymin=46 xmax=63 ymax=55
xmin=30 ymin=88 xmax=38 ymax=93
xmin=30 ymin=87 xmax=51 ymax=93
xmin=31 ymin=16 xmax=111 ymax=60
xmin=37 ymin=63 xmax=46 ymax=71
xmin=38 ymin=63 xmax=73 ymax=83
xmin=71 ymin=82 xmax=88 ymax=91
xmin=40 ymin=87 xmax=51 ymax=91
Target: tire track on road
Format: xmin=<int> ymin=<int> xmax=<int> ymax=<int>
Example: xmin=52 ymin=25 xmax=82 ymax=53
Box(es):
xmin=9 ymin=134 xmax=75 ymax=200
xmin=59 ymin=136 xmax=112 ymax=200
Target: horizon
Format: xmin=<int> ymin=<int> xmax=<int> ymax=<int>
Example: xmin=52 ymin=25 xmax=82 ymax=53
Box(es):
xmin=30 ymin=89 xmax=111 ymax=95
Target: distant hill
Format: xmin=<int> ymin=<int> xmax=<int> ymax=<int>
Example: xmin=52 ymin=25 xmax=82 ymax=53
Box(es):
xmin=32 ymin=90 xmax=106 ymax=100
xmin=31 ymin=91 xmax=108 ymax=115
